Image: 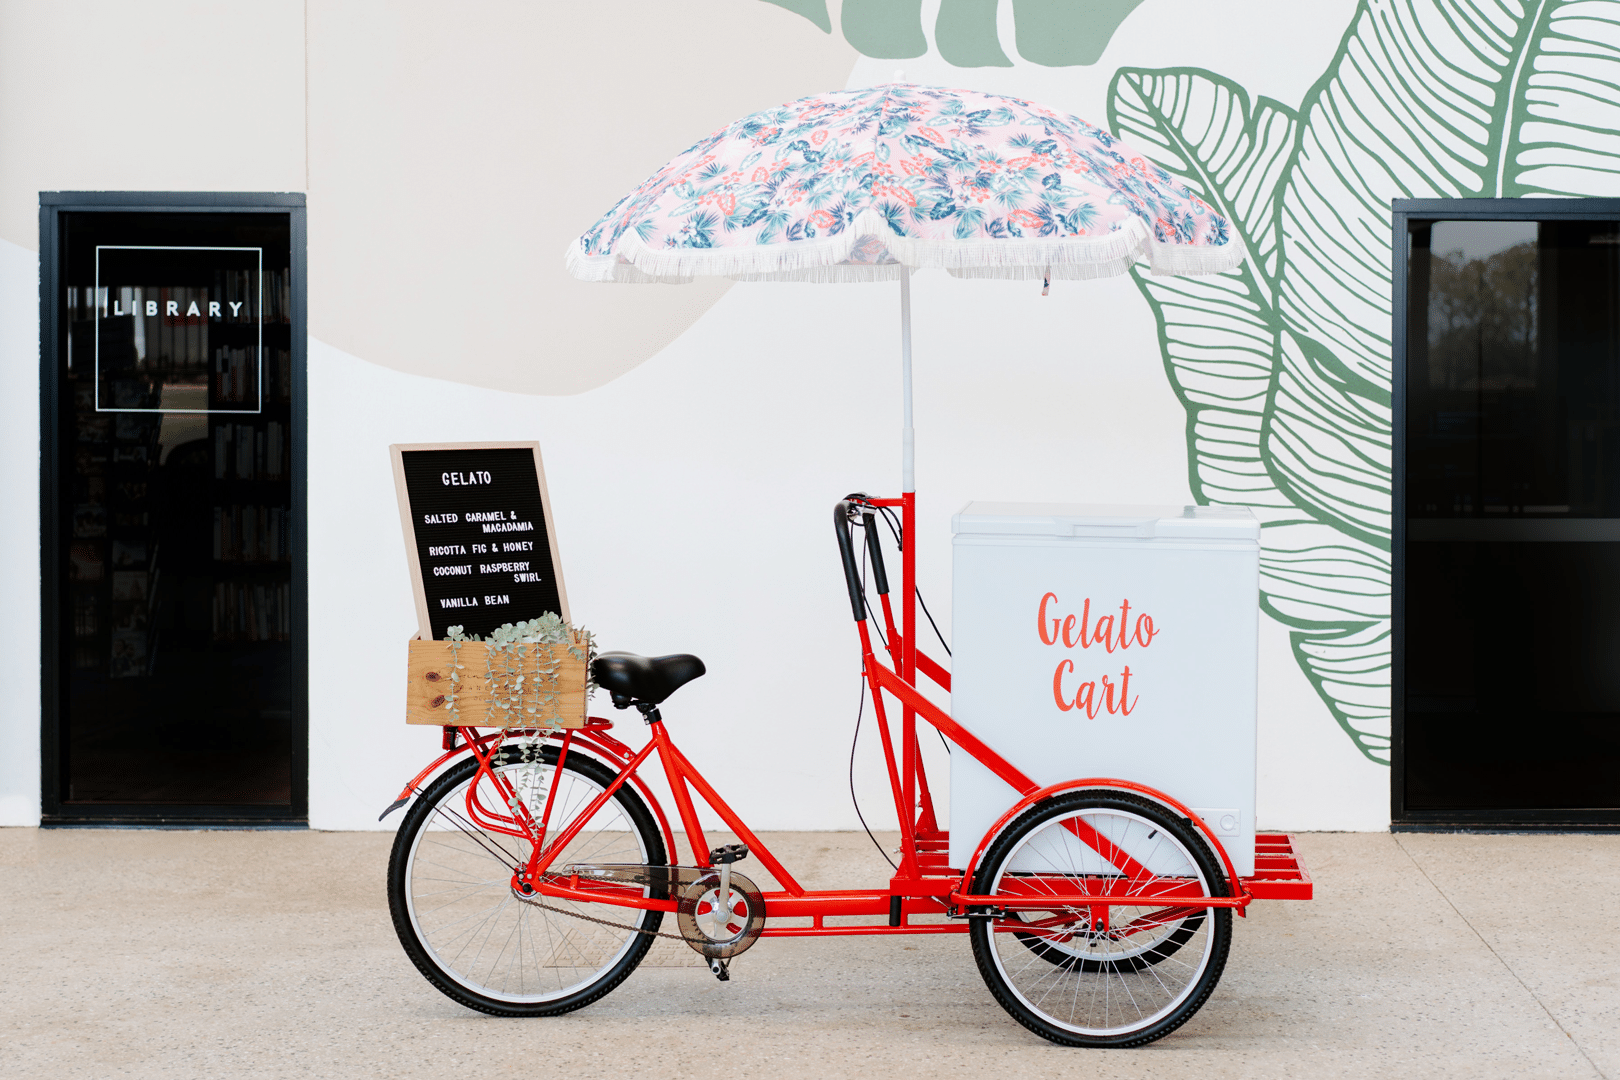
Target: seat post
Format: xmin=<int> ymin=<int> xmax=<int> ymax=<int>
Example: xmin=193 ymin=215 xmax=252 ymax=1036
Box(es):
xmin=635 ymin=702 xmax=662 ymax=725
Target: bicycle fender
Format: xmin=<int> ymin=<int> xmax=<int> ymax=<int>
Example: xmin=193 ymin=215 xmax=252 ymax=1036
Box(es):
xmin=958 ymin=776 xmax=1247 ymax=914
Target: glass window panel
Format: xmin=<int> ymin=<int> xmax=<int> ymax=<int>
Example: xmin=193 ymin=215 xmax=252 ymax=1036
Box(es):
xmin=57 ymin=212 xmax=294 ymax=808
xmin=1405 ymin=217 xmax=1620 ymax=813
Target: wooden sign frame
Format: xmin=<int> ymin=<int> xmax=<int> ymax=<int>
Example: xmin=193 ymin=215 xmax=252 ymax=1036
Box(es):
xmin=389 ymin=441 xmax=570 ymax=639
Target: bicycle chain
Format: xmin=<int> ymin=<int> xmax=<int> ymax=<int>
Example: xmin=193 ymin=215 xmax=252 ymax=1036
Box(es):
xmin=512 ymin=882 xmax=691 ymax=943
xmin=447 ymin=754 xmax=697 ymax=947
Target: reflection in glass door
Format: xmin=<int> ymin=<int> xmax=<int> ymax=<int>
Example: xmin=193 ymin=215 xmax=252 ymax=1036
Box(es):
xmin=45 ymin=201 xmax=304 ymax=821
xmin=1400 ymin=208 xmax=1620 ymax=824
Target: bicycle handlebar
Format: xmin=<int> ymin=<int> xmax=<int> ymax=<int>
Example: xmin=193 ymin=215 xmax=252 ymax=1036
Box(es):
xmin=833 ymin=500 xmax=867 ymax=622
xmin=863 ymin=512 xmax=890 ymax=597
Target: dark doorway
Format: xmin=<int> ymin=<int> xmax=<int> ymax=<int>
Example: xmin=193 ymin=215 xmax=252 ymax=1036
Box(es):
xmin=1395 ymin=199 xmax=1620 ymax=828
xmin=40 ymin=194 xmax=306 ymax=824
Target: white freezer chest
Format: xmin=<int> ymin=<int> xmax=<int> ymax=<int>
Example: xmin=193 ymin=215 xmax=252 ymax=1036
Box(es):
xmin=948 ymin=502 xmax=1260 ymax=876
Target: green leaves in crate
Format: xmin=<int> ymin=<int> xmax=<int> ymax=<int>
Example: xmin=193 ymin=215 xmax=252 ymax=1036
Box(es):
xmin=441 ymin=614 xmax=597 ymax=730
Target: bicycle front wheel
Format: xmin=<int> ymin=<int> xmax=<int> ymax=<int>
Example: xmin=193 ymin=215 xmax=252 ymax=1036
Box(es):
xmin=968 ymin=789 xmax=1232 ymax=1047
xmin=387 ymin=742 xmax=666 ymax=1016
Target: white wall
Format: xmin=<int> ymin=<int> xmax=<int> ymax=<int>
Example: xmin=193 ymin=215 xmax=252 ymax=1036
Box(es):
xmin=0 ymin=0 xmax=1393 ymax=830
xmin=308 ymin=263 xmax=1380 ymax=831
xmin=312 ymin=270 xmax=1192 ymax=830
xmin=304 ymin=0 xmax=856 ymax=394
xmin=0 ymin=0 xmax=305 ymax=825
xmin=0 ymin=0 xmax=307 ymax=246
xmin=0 ymin=237 xmax=40 ymax=823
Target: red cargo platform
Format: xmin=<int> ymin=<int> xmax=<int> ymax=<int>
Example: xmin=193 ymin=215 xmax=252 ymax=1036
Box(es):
xmin=1243 ymin=833 xmax=1313 ymax=900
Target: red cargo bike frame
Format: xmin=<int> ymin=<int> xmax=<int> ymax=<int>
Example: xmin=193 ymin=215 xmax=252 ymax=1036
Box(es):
xmin=388 ymin=490 xmax=1311 ymax=936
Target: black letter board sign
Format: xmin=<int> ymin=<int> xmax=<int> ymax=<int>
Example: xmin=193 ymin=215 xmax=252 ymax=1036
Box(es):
xmin=390 ymin=442 xmax=570 ymax=640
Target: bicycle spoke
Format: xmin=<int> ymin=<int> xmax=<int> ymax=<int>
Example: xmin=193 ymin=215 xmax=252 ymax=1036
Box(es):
xmin=398 ymin=751 xmax=656 ymax=1007
xmin=979 ymin=801 xmax=1223 ymax=1041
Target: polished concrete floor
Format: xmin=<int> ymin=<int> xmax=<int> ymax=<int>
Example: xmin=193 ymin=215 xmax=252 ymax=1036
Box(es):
xmin=1 ymin=827 xmax=1615 ymax=1079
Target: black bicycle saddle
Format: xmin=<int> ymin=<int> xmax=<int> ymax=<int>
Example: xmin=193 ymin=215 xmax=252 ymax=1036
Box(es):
xmin=592 ymin=651 xmax=706 ymax=708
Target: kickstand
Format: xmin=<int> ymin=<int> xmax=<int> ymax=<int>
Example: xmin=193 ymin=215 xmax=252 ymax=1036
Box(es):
xmin=708 ymin=957 xmax=730 ymax=982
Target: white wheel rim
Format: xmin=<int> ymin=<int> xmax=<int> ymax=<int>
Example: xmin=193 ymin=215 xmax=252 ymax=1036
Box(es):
xmin=986 ymin=806 xmax=1217 ymax=1038
xmin=404 ymin=758 xmax=651 ymax=1004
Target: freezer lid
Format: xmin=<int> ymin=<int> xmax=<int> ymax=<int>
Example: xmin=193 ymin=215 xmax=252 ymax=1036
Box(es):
xmin=952 ymin=501 xmax=1260 ymax=540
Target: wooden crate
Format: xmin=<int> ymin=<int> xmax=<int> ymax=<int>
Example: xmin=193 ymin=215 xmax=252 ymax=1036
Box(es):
xmin=405 ymin=635 xmax=588 ymax=728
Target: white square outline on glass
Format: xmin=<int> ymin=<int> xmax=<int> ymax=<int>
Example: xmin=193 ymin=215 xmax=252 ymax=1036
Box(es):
xmin=93 ymin=245 xmax=264 ymax=414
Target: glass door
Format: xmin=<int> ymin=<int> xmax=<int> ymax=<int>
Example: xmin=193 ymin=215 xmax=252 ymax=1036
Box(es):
xmin=43 ymin=201 xmax=305 ymax=822
xmin=1399 ymin=207 xmax=1620 ymax=825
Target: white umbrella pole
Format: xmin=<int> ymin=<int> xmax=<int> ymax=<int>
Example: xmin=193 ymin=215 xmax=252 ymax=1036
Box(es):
xmin=901 ymin=265 xmax=914 ymax=494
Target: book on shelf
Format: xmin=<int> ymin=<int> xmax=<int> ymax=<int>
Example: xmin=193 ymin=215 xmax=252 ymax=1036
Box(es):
xmin=211 ymin=421 xmax=289 ymax=481
xmin=110 ymin=570 xmax=147 ymax=602
xmin=68 ymin=543 xmax=104 ymax=581
xmin=214 ymin=425 xmax=229 ymax=479
xmin=211 ymin=580 xmax=292 ymax=641
xmin=266 ymin=422 xmax=283 ymax=478
xmin=212 ymin=505 xmax=291 ymax=562
xmin=73 ymin=592 xmax=98 ymax=637
xmin=110 ymin=629 xmax=147 ymax=677
xmin=235 ymin=425 xmax=253 ymax=479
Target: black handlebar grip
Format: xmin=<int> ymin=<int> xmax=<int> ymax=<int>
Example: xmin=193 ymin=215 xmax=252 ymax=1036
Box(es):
xmin=834 ymin=501 xmax=867 ymax=622
xmin=863 ymin=513 xmax=890 ymax=596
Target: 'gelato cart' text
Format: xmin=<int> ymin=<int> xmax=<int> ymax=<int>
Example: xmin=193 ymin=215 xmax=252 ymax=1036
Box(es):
xmin=1037 ymin=592 xmax=1159 ymax=718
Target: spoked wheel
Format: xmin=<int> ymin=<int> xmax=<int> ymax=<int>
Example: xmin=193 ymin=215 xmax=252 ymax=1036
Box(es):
xmin=387 ymin=743 xmax=666 ymax=1016
xmin=968 ymin=789 xmax=1232 ymax=1047
xmin=1010 ymin=905 xmax=1203 ymax=972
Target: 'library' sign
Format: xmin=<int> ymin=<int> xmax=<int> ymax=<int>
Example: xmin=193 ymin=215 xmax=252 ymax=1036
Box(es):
xmin=390 ymin=442 xmax=569 ymax=640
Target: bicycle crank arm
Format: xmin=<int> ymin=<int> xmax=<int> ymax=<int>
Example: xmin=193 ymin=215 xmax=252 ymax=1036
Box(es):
xmin=714 ymin=861 xmax=733 ymax=939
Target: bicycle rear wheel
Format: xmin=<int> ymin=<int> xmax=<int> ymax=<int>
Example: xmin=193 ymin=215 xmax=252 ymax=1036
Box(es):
xmin=968 ymin=789 xmax=1231 ymax=1047
xmin=387 ymin=743 xmax=666 ymax=1016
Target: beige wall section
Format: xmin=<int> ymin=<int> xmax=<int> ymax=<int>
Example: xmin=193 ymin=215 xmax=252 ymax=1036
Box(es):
xmin=1 ymin=1 xmax=854 ymax=394
xmin=307 ymin=1 xmax=856 ymax=395
xmin=0 ymin=1 xmax=307 ymax=246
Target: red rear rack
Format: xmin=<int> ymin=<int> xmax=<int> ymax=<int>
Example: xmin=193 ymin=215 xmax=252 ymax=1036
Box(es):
xmin=1243 ymin=833 xmax=1312 ymax=900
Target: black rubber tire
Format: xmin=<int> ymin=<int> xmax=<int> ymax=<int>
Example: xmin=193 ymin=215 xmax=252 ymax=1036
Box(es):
xmin=387 ymin=744 xmax=666 ymax=1017
xmin=1012 ymin=907 xmax=1202 ymax=972
xmin=968 ymin=788 xmax=1232 ymax=1048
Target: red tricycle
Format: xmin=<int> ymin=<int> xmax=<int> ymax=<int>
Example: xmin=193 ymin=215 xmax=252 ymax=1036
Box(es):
xmin=383 ymin=490 xmax=1311 ymax=1048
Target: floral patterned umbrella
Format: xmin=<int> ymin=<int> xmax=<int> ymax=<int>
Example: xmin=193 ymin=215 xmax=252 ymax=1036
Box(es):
xmin=566 ymin=82 xmax=1240 ymax=284
xmin=565 ymin=82 xmax=1244 ymax=490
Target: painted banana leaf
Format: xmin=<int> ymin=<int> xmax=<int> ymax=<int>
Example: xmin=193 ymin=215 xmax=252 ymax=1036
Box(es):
xmin=766 ymin=0 xmax=1146 ymax=68
xmin=1108 ymin=1 xmax=1620 ymax=764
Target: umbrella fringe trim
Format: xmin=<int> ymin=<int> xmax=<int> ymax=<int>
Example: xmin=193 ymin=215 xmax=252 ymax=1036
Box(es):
xmin=945 ymin=257 xmax=1140 ymax=282
xmin=1144 ymin=237 xmax=1247 ymax=276
xmin=565 ymin=212 xmax=1242 ymax=283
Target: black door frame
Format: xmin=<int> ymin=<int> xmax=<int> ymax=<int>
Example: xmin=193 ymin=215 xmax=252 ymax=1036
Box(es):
xmin=1392 ymin=196 xmax=1620 ymax=831
xmin=39 ymin=192 xmax=308 ymax=825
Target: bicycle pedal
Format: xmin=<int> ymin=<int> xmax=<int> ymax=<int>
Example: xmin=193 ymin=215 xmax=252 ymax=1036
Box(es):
xmin=708 ymin=957 xmax=730 ymax=981
xmin=709 ymin=843 xmax=749 ymax=865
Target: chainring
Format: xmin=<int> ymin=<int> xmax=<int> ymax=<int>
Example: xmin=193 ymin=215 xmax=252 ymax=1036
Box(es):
xmin=675 ymin=868 xmax=765 ymax=959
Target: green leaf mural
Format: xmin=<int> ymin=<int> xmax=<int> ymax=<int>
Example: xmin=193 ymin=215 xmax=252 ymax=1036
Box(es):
xmin=1109 ymin=0 xmax=1620 ymax=764
xmin=842 ymin=0 xmax=928 ymax=59
xmin=1105 ymin=67 xmax=1395 ymax=763
xmin=763 ymin=0 xmax=833 ymax=33
xmin=763 ymin=0 xmax=1144 ymax=66
xmin=1009 ymin=0 xmax=1145 ymax=67
xmin=757 ymin=0 xmax=1620 ymax=762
